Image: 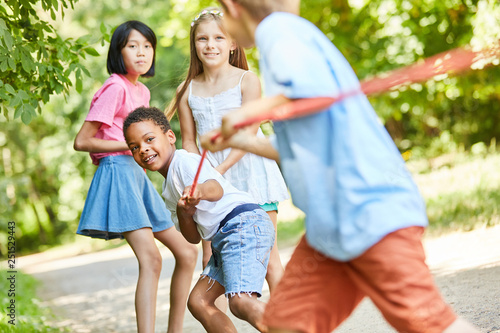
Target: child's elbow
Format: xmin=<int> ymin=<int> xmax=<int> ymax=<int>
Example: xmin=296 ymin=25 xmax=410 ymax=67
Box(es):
xmin=73 ymin=138 xmax=84 ymax=152
xmin=204 ymin=180 xmax=224 ymax=201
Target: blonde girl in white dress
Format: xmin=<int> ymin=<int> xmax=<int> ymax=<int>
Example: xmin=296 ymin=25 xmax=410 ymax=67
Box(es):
xmin=166 ymin=8 xmax=289 ymax=291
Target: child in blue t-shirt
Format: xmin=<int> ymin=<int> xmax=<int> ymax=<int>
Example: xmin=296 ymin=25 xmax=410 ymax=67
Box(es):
xmin=200 ymin=1 xmax=480 ymax=333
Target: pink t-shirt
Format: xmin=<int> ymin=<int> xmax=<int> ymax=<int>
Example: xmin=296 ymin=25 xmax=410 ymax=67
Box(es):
xmin=85 ymin=74 xmax=150 ymax=165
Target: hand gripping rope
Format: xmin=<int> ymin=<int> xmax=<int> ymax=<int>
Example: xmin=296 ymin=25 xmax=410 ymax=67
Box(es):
xmin=189 ymin=41 xmax=500 ymax=196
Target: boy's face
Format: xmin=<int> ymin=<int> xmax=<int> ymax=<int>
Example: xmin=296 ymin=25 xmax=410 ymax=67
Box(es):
xmin=219 ymin=0 xmax=256 ymax=48
xmin=125 ymin=120 xmax=176 ymax=178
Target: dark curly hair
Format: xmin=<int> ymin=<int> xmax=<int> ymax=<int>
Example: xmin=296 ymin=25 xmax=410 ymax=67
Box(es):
xmin=123 ymin=106 xmax=171 ymax=139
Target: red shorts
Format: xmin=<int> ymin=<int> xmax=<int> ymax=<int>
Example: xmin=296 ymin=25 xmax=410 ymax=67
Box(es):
xmin=263 ymin=227 xmax=457 ymax=333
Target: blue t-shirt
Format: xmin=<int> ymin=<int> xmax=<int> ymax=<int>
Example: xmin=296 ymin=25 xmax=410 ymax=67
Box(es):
xmin=256 ymin=12 xmax=428 ymax=261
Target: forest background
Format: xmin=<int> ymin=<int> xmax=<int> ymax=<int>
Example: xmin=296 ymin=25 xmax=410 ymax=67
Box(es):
xmin=1 ymin=0 xmax=500 ymax=257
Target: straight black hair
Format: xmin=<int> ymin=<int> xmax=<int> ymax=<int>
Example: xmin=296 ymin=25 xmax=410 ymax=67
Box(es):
xmin=107 ymin=20 xmax=157 ymax=77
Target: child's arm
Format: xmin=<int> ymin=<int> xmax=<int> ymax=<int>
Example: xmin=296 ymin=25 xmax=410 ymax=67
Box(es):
xmin=221 ymin=94 xmax=290 ymax=139
xmin=214 ymin=72 xmax=262 ymax=174
xmin=199 ymin=94 xmax=290 ymax=161
xmin=177 ymin=179 xmax=223 ymax=244
xmin=201 ymin=127 xmax=280 ymax=162
xmin=74 ymin=121 xmax=129 ymax=153
xmin=177 ymin=82 xmax=202 ymax=155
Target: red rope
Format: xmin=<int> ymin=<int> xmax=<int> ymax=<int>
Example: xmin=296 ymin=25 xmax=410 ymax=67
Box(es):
xmin=189 ymin=149 xmax=207 ymax=197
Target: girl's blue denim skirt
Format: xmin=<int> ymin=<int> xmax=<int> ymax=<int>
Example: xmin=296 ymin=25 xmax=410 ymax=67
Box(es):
xmin=77 ymin=155 xmax=173 ymax=240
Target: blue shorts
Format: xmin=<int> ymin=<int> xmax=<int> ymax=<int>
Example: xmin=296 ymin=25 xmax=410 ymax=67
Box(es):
xmin=202 ymin=204 xmax=275 ymax=297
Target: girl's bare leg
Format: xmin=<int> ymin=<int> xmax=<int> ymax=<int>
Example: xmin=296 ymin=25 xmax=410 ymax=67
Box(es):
xmin=124 ymin=228 xmax=162 ymax=333
xmin=266 ymin=210 xmax=284 ymax=291
xmin=155 ymin=227 xmax=198 ymax=333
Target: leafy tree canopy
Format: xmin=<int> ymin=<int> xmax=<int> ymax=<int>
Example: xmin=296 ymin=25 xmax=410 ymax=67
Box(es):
xmin=0 ymin=0 xmax=101 ymax=124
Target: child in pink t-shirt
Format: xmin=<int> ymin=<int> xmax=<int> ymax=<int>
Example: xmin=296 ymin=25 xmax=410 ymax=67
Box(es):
xmin=74 ymin=21 xmax=198 ymax=332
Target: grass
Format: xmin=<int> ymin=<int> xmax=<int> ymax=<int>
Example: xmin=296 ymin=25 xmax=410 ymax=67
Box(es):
xmin=0 ymin=269 xmax=66 ymax=332
xmin=277 ymin=217 xmax=305 ymax=248
xmin=276 ymin=151 xmax=500 ymax=244
xmin=411 ymin=151 xmax=500 ymax=237
xmin=425 ymin=187 xmax=500 ymax=235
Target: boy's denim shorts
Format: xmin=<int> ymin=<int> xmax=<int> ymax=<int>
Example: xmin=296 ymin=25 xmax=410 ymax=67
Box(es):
xmin=202 ymin=204 xmax=275 ymax=297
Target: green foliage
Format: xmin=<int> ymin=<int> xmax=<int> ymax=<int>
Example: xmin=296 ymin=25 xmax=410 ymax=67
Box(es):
xmin=417 ymin=150 xmax=500 ymax=235
xmin=0 ymin=0 xmax=99 ymax=124
xmin=1 ymin=0 xmax=500 ymax=257
xmin=0 ymin=269 xmax=64 ymax=332
xmin=426 ymin=186 xmax=500 ymax=234
xmin=298 ymin=0 xmax=500 ymax=155
xmin=277 ymin=217 xmax=305 ymax=248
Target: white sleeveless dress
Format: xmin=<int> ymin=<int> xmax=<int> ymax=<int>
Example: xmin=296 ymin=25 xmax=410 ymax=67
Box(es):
xmin=188 ymin=72 xmax=289 ymax=205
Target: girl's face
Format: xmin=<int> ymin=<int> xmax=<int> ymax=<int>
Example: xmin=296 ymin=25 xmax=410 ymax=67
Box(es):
xmin=121 ymin=29 xmax=154 ymax=82
xmin=194 ymin=20 xmax=235 ymax=68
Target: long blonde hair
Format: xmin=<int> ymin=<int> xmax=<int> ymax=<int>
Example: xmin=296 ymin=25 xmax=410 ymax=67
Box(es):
xmin=165 ymin=7 xmax=249 ymax=120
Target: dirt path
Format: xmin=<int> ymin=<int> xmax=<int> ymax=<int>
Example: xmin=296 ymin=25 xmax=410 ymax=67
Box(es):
xmin=19 ymin=224 xmax=500 ymax=332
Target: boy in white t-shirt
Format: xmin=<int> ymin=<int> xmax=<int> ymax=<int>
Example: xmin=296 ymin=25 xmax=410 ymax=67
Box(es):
xmin=123 ymin=106 xmax=274 ymax=332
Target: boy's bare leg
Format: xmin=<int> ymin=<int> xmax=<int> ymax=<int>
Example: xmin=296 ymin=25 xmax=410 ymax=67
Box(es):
xmin=202 ymin=239 xmax=228 ymax=313
xmin=443 ymin=318 xmax=480 ymax=333
xmin=265 ymin=210 xmax=284 ymax=292
xmin=201 ymin=239 xmax=212 ymax=268
xmin=188 ymin=277 xmax=236 ymax=333
xmin=228 ymin=292 xmax=267 ymax=332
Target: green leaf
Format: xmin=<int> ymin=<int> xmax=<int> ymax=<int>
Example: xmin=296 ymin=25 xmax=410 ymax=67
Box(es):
xmin=76 ymin=34 xmax=92 ymax=45
xmin=79 ymin=65 xmax=90 ymax=77
xmin=14 ymin=104 xmax=23 ymax=119
xmin=76 ymin=79 xmax=83 ymax=93
xmin=21 ymin=52 xmax=34 ymax=73
xmin=3 ymin=32 xmax=13 ymax=50
xmin=1 ymin=105 xmax=8 ymax=120
xmin=41 ymin=89 xmax=50 ymax=103
xmin=0 ymin=18 xmax=7 ymax=31
xmin=21 ymin=108 xmax=33 ymax=124
xmin=7 ymin=57 xmax=15 ymax=70
xmin=25 ymin=102 xmax=37 ymax=116
xmin=83 ymin=47 xmax=100 ymax=57
xmin=0 ymin=60 xmax=7 ymax=72
xmin=0 ymin=90 xmax=10 ymax=100
xmin=54 ymin=83 xmax=63 ymax=94
xmin=4 ymin=84 xmax=15 ymax=95
xmin=18 ymin=90 xmax=29 ymax=100
xmin=10 ymin=94 xmax=21 ymax=107
xmin=100 ymin=22 xmax=107 ymax=34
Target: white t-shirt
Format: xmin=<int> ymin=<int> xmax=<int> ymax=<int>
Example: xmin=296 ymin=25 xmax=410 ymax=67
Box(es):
xmin=162 ymin=149 xmax=255 ymax=241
